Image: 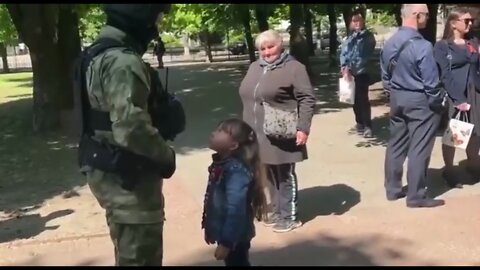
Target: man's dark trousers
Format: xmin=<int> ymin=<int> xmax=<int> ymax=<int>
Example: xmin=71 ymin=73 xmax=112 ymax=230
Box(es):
xmin=353 ymin=73 xmax=372 ymax=129
xmin=384 ymin=90 xmax=441 ymax=202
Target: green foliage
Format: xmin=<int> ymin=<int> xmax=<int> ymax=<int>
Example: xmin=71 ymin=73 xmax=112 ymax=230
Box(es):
xmin=160 ymin=33 xmax=182 ymax=48
xmin=267 ymin=4 xmax=288 ymax=28
xmin=161 ymin=4 xmax=202 ymax=37
xmin=0 ymin=4 xmax=17 ymax=44
xmin=78 ymin=4 xmax=105 ymax=43
xmin=225 ymin=29 xmax=245 ymax=46
xmin=370 ymin=12 xmax=396 ymax=27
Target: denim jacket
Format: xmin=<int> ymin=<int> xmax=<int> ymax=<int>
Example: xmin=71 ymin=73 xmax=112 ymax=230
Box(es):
xmin=340 ymin=29 xmax=376 ymax=76
xmin=201 ymin=154 xmax=255 ymax=249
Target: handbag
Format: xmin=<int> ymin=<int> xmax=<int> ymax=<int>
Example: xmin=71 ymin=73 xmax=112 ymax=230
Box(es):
xmin=262 ymin=101 xmax=298 ymax=140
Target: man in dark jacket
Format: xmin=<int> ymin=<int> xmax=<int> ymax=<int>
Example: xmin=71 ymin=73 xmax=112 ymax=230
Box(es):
xmin=381 ymin=4 xmax=445 ymax=208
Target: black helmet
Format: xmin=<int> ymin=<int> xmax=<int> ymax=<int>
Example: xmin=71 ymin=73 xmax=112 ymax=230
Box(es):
xmin=104 ymin=4 xmax=171 ymax=50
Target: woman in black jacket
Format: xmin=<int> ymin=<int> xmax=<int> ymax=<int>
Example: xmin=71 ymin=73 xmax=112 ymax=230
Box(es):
xmin=434 ymin=7 xmax=480 ymax=188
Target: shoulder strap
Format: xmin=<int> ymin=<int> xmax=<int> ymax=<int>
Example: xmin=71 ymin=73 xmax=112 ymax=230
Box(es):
xmin=387 ymin=36 xmax=423 ymax=77
xmin=74 ymin=38 xmax=126 ymax=137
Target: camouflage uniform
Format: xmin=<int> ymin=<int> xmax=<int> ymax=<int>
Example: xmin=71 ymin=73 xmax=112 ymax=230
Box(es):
xmin=83 ymin=24 xmax=174 ymax=266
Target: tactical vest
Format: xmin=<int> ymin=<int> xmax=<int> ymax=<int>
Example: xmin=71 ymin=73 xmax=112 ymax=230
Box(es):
xmin=73 ymin=38 xmax=185 ymax=189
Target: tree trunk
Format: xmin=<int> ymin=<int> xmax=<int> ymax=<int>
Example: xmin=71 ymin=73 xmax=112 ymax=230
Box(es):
xmin=255 ymin=4 xmax=269 ymax=32
xmin=57 ymin=4 xmax=81 ymax=110
xmin=393 ymin=4 xmax=402 ymax=26
xmin=239 ymin=5 xmax=256 ymax=63
xmin=201 ymin=30 xmax=213 ymax=63
xmin=6 ymin=4 xmax=81 ymax=132
xmin=303 ymin=4 xmax=315 ymax=56
xmin=327 ymin=4 xmax=338 ymax=67
xmin=341 ymin=4 xmax=353 ymax=36
xmin=0 ymin=43 xmax=9 ymax=73
xmin=419 ymin=4 xmax=438 ymax=44
xmin=289 ymin=4 xmax=311 ymax=75
xmin=182 ymin=34 xmax=190 ymax=57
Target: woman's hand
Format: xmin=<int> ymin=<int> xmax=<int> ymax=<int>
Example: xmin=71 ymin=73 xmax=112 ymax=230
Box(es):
xmin=296 ymin=131 xmax=308 ymax=146
xmin=456 ymin=102 xmax=471 ymax=112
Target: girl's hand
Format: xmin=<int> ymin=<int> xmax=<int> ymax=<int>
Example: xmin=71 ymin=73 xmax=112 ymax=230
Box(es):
xmin=214 ymin=244 xmax=230 ymax=260
xmin=296 ymin=131 xmax=308 ymax=146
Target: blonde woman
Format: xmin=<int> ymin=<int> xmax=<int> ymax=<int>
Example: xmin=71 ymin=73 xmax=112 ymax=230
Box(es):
xmin=238 ymin=30 xmax=316 ymax=233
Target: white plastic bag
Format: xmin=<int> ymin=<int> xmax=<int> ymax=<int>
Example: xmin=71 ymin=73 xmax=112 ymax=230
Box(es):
xmin=338 ymin=76 xmax=355 ymax=104
xmin=442 ymin=111 xmax=474 ymax=150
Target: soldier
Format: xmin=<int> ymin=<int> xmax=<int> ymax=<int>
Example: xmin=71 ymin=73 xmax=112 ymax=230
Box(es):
xmin=77 ymin=4 xmax=174 ymax=266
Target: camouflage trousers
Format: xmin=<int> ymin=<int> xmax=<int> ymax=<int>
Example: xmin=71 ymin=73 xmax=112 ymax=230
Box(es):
xmin=87 ymin=168 xmax=165 ymax=266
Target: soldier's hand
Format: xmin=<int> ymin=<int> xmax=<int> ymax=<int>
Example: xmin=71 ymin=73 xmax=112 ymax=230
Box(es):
xmin=214 ymin=244 xmax=230 ymax=260
xmin=160 ymin=147 xmax=176 ymax=179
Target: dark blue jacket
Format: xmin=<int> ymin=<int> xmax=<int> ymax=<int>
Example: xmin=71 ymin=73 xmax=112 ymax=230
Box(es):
xmin=380 ymin=27 xmax=440 ymax=95
xmin=340 ymin=29 xmax=376 ymax=76
xmin=433 ymin=39 xmax=480 ymax=105
xmin=202 ymin=154 xmax=255 ymax=249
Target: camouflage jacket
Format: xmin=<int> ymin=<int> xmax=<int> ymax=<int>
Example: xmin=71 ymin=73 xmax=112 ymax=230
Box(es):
xmin=85 ymin=25 xmax=174 ymax=167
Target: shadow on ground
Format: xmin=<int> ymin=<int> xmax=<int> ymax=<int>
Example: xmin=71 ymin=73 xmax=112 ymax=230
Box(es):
xmin=4 ymin=76 xmax=33 ymax=88
xmin=0 ymin=209 xmax=74 ymax=243
xmin=0 ymin=98 xmax=84 ymax=220
xmin=186 ymin=232 xmax=436 ymax=266
xmin=298 ymin=184 xmax=361 ymax=224
xmin=355 ymin=112 xmax=390 ymax=148
xmin=427 ymin=159 xmax=480 ymax=198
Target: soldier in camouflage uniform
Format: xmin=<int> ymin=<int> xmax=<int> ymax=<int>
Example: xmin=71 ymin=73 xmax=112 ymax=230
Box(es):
xmin=81 ymin=4 xmax=173 ymax=266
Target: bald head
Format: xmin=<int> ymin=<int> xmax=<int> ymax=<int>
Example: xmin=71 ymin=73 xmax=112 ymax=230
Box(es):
xmin=401 ymin=4 xmax=428 ymax=18
xmin=401 ymin=4 xmax=429 ymax=29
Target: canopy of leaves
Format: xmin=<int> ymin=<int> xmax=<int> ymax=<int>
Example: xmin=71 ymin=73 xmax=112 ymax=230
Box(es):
xmin=0 ymin=4 xmax=17 ymax=44
xmin=77 ymin=4 xmax=105 ymax=43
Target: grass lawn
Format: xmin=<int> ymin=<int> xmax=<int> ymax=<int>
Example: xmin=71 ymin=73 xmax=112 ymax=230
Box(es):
xmin=0 ymin=73 xmax=85 ymax=218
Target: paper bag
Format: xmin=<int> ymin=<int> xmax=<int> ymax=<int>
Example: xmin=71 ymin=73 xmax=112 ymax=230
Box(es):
xmin=442 ymin=111 xmax=474 ymax=150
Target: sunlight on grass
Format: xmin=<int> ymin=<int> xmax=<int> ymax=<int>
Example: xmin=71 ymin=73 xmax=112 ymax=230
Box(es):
xmin=0 ymin=72 xmax=33 ymax=103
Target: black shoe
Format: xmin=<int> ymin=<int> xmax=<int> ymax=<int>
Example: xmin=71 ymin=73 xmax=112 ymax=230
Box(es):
xmin=442 ymin=169 xmax=463 ymax=189
xmin=272 ymin=219 xmax=302 ymax=233
xmin=406 ymin=199 xmax=445 ymax=208
xmin=386 ymin=191 xmax=407 ymax=201
xmin=363 ymin=127 xmax=373 ymax=138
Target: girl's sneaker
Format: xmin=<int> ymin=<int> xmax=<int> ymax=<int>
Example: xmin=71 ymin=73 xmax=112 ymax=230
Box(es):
xmin=263 ymin=213 xmax=279 ymax=227
xmin=273 ymin=219 xmax=302 ymax=233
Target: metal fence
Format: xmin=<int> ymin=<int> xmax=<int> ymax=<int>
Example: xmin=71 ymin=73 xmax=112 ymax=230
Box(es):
xmin=0 ymin=40 xmax=389 ymax=73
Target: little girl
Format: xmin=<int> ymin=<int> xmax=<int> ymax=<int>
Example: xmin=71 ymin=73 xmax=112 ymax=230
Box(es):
xmin=201 ymin=118 xmax=267 ymax=266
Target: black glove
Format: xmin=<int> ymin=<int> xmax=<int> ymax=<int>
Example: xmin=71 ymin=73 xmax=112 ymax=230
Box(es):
xmin=159 ymin=147 xmax=176 ymax=179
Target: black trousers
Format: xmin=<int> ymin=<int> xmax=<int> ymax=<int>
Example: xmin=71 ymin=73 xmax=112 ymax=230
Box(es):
xmin=224 ymin=242 xmax=251 ymax=266
xmin=384 ymin=90 xmax=441 ymax=202
xmin=353 ymin=73 xmax=372 ymax=128
xmin=266 ymin=163 xmax=298 ymax=221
